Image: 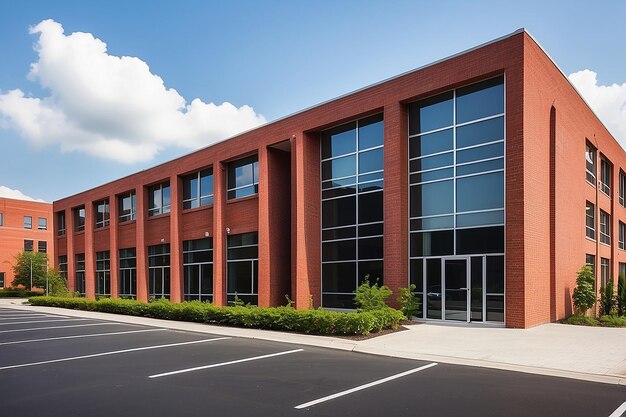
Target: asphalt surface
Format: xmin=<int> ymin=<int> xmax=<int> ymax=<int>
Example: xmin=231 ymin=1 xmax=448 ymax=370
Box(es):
xmin=0 ymin=307 xmax=624 ymax=417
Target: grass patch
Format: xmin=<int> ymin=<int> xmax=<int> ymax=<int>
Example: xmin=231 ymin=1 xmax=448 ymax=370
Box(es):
xmin=28 ymin=296 xmax=405 ymax=336
xmin=599 ymin=315 xmax=626 ymax=327
xmin=560 ymin=315 xmax=600 ymax=326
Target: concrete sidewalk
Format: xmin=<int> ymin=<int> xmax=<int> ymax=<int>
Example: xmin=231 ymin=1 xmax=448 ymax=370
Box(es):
xmin=2 ymin=298 xmax=625 ymax=385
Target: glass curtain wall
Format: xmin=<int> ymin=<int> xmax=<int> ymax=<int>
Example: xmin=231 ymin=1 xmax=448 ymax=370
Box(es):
xmin=408 ymin=76 xmax=505 ymax=323
xmin=226 ymin=232 xmax=258 ymax=305
xmin=119 ymin=248 xmax=136 ymax=298
xmin=183 ymin=238 xmax=213 ymax=302
xmin=148 ymin=244 xmax=170 ymax=299
xmin=75 ymin=254 xmax=85 ymax=295
xmin=321 ymin=114 xmax=384 ymax=308
xmin=96 ymin=251 xmax=111 ymax=297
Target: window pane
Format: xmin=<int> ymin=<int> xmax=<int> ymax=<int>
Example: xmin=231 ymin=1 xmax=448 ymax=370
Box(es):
xmin=322 ymin=262 xmax=357 ymax=293
xmin=456 ymin=77 xmax=504 ymax=124
xmin=456 ymin=210 xmax=504 ymax=227
xmin=322 ymin=197 xmax=356 ymax=228
xmin=410 ymin=152 xmax=453 ymax=172
xmin=456 ymin=172 xmax=504 ymax=212
xmin=321 ymin=122 xmax=357 ymax=159
xmin=456 ymin=116 xmax=504 ymax=148
xmin=358 ymin=237 xmax=383 ymax=260
xmin=358 ymin=191 xmax=383 ymax=224
xmin=358 ymin=260 xmax=383 ymax=284
xmin=456 ymin=142 xmax=504 ymax=164
xmin=358 ymin=148 xmax=383 ymax=174
xmin=322 ymin=155 xmax=356 ymax=180
xmin=486 ymin=295 xmax=504 ymax=322
xmin=410 ymin=181 xmax=454 ymax=217
xmin=409 ymin=128 xmax=453 ymax=158
xmin=456 ymin=158 xmax=503 ymax=176
xmin=410 ymin=168 xmax=454 ymax=184
xmin=410 ymin=230 xmax=454 ymax=257
xmin=322 ymin=240 xmax=356 ymax=261
xmin=410 ymin=215 xmax=454 ymax=231
xmin=410 ymin=259 xmax=424 ymax=292
xmin=227 ymin=261 xmax=253 ymax=293
xmin=456 ymin=227 xmax=504 ymax=254
xmin=358 ymin=114 xmax=383 ymax=150
xmin=409 ymin=91 xmax=454 ymax=135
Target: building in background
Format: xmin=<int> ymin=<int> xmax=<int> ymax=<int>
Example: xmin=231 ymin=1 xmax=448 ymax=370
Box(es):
xmin=0 ymin=197 xmax=53 ymax=287
xmin=52 ymin=29 xmax=623 ymax=328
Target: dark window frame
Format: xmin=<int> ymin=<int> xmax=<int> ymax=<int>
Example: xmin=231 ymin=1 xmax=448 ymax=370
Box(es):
xmin=599 ymin=210 xmax=611 ymax=245
xmin=118 ymin=192 xmax=136 ymax=222
xmin=24 ymin=216 xmax=32 ymax=229
xmin=74 ymin=207 xmax=85 ymax=232
xmin=586 ymin=142 xmax=596 ymax=186
xmin=600 ymin=156 xmax=612 ymax=196
xmin=227 ymin=156 xmax=259 ymax=200
xmin=586 ymin=201 xmax=596 ymax=240
xmin=95 ymin=199 xmax=110 ymax=229
xmin=182 ymin=169 xmax=214 ymax=209
xmin=148 ymin=182 xmax=171 ymax=217
xmin=37 ymin=217 xmax=47 ymax=230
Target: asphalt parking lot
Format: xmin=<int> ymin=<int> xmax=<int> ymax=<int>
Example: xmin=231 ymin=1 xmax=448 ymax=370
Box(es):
xmin=0 ymin=307 xmax=624 ymax=417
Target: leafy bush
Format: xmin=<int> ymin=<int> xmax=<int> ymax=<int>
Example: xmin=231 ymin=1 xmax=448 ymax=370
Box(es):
xmin=397 ymin=285 xmax=420 ymax=319
xmin=28 ymin=296 xmax=405 ymax=335
xmin=0 ymin=287 xmax=43 ymax=298
xmin=618 ymin=274 xmax=626 ymax=316
xmin=599 ymin=315 xmax=626 ymax=327
xmin=599 ymin=279 xmax=615 ymax=316
xmin=561 ymin=315 xmax=599 ymax=326
xmin=354 ymin=276 xmax=392 ymax=311
xmin=572 ymin=265 xmax=596 ymax=315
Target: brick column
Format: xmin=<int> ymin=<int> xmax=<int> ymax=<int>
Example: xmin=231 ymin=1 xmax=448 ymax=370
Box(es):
xmin=292 ymin=132 xmax=321 ymax=309
xmin=109 ymin=196 xmax=119 ymax=298
xmin=383 ymin=102 xmax=408 ymax=308
xmin=66 ymin=210 xmax=76 ymax=292
xmin=169 ymin=175 xmax=183 ymax=302
xmin=84 ymin=204 xmax=96 ymax=299
xmin=258 ymin=146 xmax=271 ymax=307
xmin=212 ymin=162 xmax=226 ymax=306
xmin=136 ymin=188 xmax=148 ymax=302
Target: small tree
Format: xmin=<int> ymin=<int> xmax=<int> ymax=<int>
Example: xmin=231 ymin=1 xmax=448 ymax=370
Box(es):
xmin=572 ymin=265 xmax=596 ymax=316
xmin=11 ymin=251 xmax=48 ymax=289
xmin=617 ymin=274 xmax=626 ymax=316
xmin=599 ymin=279 xmax=615 ymax=316
xmin=397 ymin=284 xmax=420 ymax=319
xmin=46 ymin=268 xmax=69 ymax=297
xmin=354 ymin=276 xmax=392 ymax=311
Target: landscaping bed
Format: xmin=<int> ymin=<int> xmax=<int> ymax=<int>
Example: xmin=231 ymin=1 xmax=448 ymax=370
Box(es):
xmin=560 ymin=314 xmax=626 ymax=327
xmin=28 ymin=296 xmax=405 ymax=336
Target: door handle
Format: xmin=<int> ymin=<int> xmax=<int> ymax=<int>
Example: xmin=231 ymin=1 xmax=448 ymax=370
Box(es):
xmin=460 ymin=287 xmax=469 ymax=290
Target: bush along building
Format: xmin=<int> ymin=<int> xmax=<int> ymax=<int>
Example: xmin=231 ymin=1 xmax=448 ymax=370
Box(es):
xmin=52 ymin=29 xmax=624 ymax=328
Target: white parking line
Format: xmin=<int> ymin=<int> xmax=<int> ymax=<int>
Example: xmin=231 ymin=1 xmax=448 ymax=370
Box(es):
xmin=0 ymin=315 xmax=64 ymax=320
xmin=148 ymin=348 xmax=304 ymax=379
xmin=0 ymin=323 xmax=114 ymax=334
xmin=0 ymin=318 xmax=86 ymax=326
xmin=294 ymin=362 xmax=438 ymax=410
xmin=0 ymin=337 xmax=231 ymax=371
xmin=0 ymin=328 xmax=167 ymax=346
xmin=609 ymin=401 xmax=626 ymax=417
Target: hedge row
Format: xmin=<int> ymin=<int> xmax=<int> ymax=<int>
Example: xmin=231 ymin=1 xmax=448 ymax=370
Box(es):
xmin=28 ymin=297 xmax=405 ymax=335
xmin=0 ymin=288 xmax=43 ymax=298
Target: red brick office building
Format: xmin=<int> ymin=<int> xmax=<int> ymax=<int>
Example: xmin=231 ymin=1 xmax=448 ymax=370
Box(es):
xmin=52 ymin=29 xmax=624 ymax=328
xmin=0 ymin=197 xmax=54 ymax=288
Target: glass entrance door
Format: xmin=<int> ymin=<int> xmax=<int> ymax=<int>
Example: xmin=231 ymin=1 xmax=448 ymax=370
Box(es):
xmin=444 ymin=258 xmax=469 ymax=322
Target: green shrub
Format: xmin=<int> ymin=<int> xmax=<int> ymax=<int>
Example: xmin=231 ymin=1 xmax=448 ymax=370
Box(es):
xmin=561 ymin=315 xmax=599 ymax=326
xmin=354 ymin=276 xmax=392 ymax=311
xmin=599 ymin=315 xmax=626 ymax=327
xmin=599 ymin=279 xmax=615 ymax=316
xmin=0 ymin=287 xmax=43 ymax=298
xmin=618 ymin=274 xmax=626 ymax=316
xmin=397 ymin=285 xmax=420 ymax=319
xmin=572 ymin=265 xmax=596 ymax=315
xmin=28 ymin=296 xmax=404 ymax=335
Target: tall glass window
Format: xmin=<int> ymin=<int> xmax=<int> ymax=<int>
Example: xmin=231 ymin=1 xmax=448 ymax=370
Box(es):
xmin=118 ymin=192 xmax=136 ymax=222
xmin=586 ymin=254 xmax=595 ymax=275
xmin=586 ymin=201 xmax=595 ymax=240
xmin=95 ymin=200 xmax=110 ymax=228
xmin=119 ymin=248 xmax=136 ymax=298
xmin=148 ymin=182 xmax=171 ymax=216
xmin=321 ymin=114 xmax=384 ymax=309
xmin=408 ymin=76 xmax=504 ymax=323
xmin=620 ymin=222 xmax=625 ymax=250
xmin=38 ymin=217 xmax=47 ymax=230
xmin=24 ymin=240 xmax=33 ymax=251
xmin=74 ymin=208 xmax=85 ymax=232
xmin=601 ymin=257 xmax=610 ymax=288
xmin=227 ymin=232 xmax=258 ymax=305
xmin=58 ymin=255 xmax=68 ymax=280
xmin=600 ymin=210 xmax=611 ymax=245
xmin=148 ymin=244 xmax=170 ymax=299
xmin=24 ymin=216 xmax=32 ymax=229
xmin=38 ymin=241 xmax=47 ymax=253
xmin=183 ymin=238 xmax=213 ymax=302
xmin=620 ymin=171 xmax=626 ymax=207
xmin=586 ymin=142 xmax=596 ymax=185
xmin=227 ymin=156 xmax=259 ymax=199
xmin=183 ymin=169 xmax=214 ymax=209
xmin=96 ymin=251 xmax=111 ymax=297
xmin=600 ymin=157 xmax=611 ymax=195
xmin=76 ymin=253 xmax=85 ymax=295
xmin=57 ymin=211 xmax=66 ymax=236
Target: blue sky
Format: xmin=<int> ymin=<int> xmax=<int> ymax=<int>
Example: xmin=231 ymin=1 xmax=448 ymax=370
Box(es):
xmin=1 ymin=0 xmax=625 ymax=202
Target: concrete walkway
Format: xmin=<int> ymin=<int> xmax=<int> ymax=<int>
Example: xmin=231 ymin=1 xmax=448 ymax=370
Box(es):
xmin=2 ymin=298 xmax=625 ymax=385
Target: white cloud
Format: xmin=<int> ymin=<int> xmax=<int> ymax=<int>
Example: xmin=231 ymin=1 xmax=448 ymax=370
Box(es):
xmin=0 ymin=185 xmax=45 ymax=202
xmin=0 ymin=19 xmax=266 ymax=164
xmin=569 ymin=69 xmax=626 ymax=147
